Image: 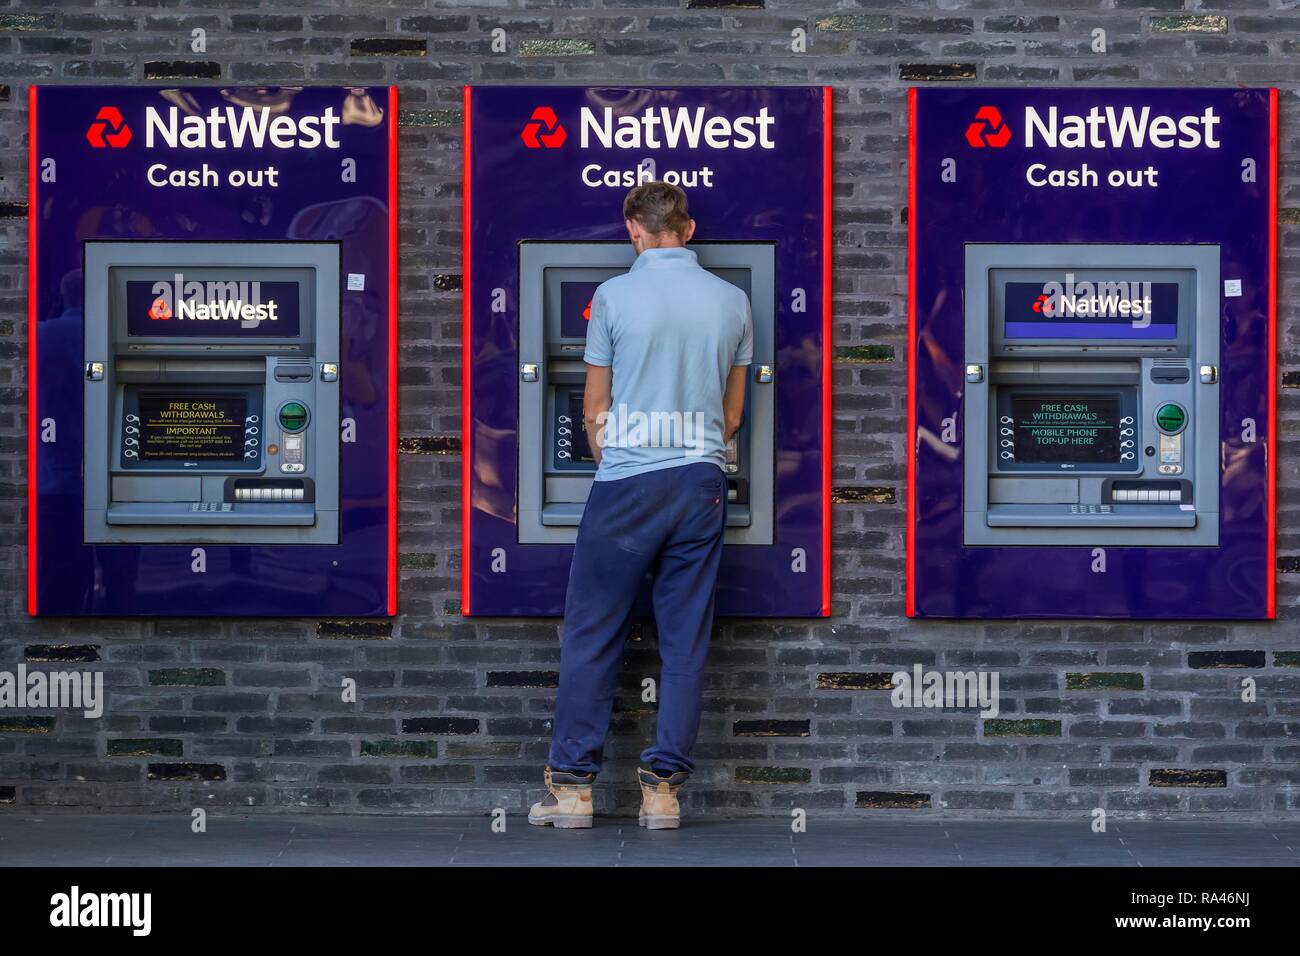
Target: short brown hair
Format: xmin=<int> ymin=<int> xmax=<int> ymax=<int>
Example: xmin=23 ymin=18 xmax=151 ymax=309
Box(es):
xmin=623 ymin=182 xmax=691 ymax=240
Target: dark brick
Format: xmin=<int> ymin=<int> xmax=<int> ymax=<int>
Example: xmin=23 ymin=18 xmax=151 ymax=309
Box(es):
xmin=144 ymin=61 xmax=220 ymax=79
xmin=149 ymin=668 xmax=225 ymax=687
xmin=816 ymin=672 xmax=893 ymax=690
xmin=898 ymin=63 xmax=977 ymax=82
xmin=25 ymin=645 xmax=100 ymax=663
xmin=984 ymin=719 xmax=1061 ymax=737
xmin=736 ymin=766 xmax=812 ymax=784
xmin=350 ymin=38 xmax=427 ymax=57
xmin=1150 ymin=769 xmax=1228 ymax=788
xmin=108 ymin=739 xmax=183 ymax=757
xmin=856 ymin=791 xmax=931 ymax=809
xmin=0 ymin=717 xmax=55 ymax=734
xmin=398 ymin=109 xmax=460 ymax=128
xmin=831 ymin=486 xmax=895 ymax=504
xmin=402 ymin=717 xmax=481 ymax=735
xmin=835 ymin=345 xmax=894 ymax=363
xmin=1188 ymin=651 xmax=1265 ymax=669
xmin=361 ymin=740 xmax=439 ymax=759
xmin=733 ymin=720 xmax=810 ymax=737
xmin=147 ymin=763 xmax=227 ymax=782
xmin=486 ymin=671 xmax=559 ymax=688
xmin=316 ymin=620 xmax=392 ymax=640
xmin=398 ymin=436 xmax=461 ymax=455
xmin=1066 ymin=672 xmax=1144 ymax=690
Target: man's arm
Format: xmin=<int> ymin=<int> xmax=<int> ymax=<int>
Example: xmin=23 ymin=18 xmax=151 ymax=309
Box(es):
xmin=583 ymin=363 xmax=613 ymax=467
xmin=722 ymin=365 xmax=747 ymax=443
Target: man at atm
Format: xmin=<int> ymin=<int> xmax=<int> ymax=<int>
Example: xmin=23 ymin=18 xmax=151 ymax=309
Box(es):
xmin=528 ymin=183 xmax=753 ymax=831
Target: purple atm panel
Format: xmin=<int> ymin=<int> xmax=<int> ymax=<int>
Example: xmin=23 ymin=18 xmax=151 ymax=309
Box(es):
xmin=463 ymin=86 xmax=832 ymax=618
xmin=29 ymin=86 xmax=399 ymax=617
xmin=908 ymin=88 xmax=1277 ymax=620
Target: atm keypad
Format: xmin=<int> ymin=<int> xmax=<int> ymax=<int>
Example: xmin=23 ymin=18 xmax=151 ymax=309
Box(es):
xmin=244 ymin=414 xmax=260 ymax=460
xmin=552 ymin=395 xmax=595 ymax=470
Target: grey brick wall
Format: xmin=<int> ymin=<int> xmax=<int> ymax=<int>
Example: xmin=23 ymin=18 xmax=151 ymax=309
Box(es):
xmin=1 ymin=1 xmax=1298 ymax=819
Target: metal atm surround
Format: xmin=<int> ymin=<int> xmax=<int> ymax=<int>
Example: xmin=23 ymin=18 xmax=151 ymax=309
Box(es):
xmin=83 ymin=241 xmax=341 ymax=545
xmin=517 ymin=241 xmax=775 ymax=546
xmin=963 ymin=243 xmax=1220 ymax=548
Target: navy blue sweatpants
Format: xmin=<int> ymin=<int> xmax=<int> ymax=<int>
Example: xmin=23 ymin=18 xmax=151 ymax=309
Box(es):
xmin=548 ymin=461 xmax=727 ymax=777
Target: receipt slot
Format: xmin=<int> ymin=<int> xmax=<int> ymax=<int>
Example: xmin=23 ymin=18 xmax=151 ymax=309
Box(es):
xmin=963 ymin=244 xmax=1219 ymax=547
xmin=83 ymin=242 xmax=340 ymax=544
xmin=517 ymin=241 xmax=774 ymax=545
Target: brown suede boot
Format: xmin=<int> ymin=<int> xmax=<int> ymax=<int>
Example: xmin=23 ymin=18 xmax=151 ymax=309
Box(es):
xmin=637 ymin=767 xmax=688 ymax=830
xmin=527 ymin=767 xmax=595 ymax=828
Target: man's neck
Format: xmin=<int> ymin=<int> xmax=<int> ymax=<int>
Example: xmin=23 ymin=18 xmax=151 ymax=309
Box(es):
xmin=636 ymin=234 xmax=686 ymax=254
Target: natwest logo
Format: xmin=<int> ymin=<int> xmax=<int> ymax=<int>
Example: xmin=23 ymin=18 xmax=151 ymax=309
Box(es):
xmin=581 ymin=106 xmax=775 ymax=150
xmin=965 ymin=106 xmax=1011 ymax=148
xmin=145 ymin=106 xmax=341 ymax=149
xmin=86 ymin=106 xmax=132 ymax=148
xmin=1036 ymin=277 xmax=1153 ymax=323
xmin=1025 ymin=105 xmax=1221 ymax=149
xmin=151 ymin=275 xmax=280 ymax=324
xmin=521 ymin=107 xmax=566 ymax=148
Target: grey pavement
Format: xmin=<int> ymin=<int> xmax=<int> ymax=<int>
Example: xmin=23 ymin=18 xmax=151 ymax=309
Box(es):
xmin=1 ymin=814 xmax=1298 ymax=867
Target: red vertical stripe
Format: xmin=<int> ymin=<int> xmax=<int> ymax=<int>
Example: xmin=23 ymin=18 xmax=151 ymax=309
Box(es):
xmin=821 ymin=86 xmax=833 ymax=618
xmin=461 ymin=86 xmax=473 ymax=617
xmin=905 ymin=89 xmax=918 ymax=618
xmin=26 ymin=86 xmax=38 ymax=616
xmin=1267 ymin=87 xmax=1278 ymax=619
xmin=387 ymin=86 xmax=399 ymax=616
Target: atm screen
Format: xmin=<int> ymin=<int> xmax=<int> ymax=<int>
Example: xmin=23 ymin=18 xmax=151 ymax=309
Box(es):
xmin=559 ymin=281 xmax=600 ymax=339
xmin=133 ymin=390 xmax=252 ymax=464
xmin=1004 ymin=280 xmax=1179 ymax=341
xmin=125 ymin=279 xmax=302 ymax=337
xmin=1009 ymin=393 xmax=1121 ymax=464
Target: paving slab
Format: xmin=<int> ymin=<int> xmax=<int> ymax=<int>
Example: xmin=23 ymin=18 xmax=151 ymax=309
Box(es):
xmin=0 ymin=814 xmax=1296 ymax=867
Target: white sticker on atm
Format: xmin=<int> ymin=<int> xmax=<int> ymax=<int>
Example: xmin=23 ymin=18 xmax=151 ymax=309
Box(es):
xmin=347 ymin=273 xmax=366 ymax=291
xmin=1180 ymin=504 xmax=1195 ymax=511
xmin=1224 ymin=279 xmax=1242 ymax=297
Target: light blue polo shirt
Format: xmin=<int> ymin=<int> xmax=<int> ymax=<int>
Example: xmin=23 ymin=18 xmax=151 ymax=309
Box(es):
xmin=584 ymin=246 xmax=753 ymax=482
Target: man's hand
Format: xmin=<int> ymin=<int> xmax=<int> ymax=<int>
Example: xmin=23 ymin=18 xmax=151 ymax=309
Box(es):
xmin=723 ymin=365 xmax=748 ymax=442
xmin=583 ymin=363 xmax=613 ymax=467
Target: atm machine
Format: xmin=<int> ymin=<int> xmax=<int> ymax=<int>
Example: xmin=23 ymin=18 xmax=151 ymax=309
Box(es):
xmin=463 ymin=84 xmax=832 ymax=618
xmin=82 ymin=241 xmax=340 ymax=545
xmin=963 ymin=244 xmax=1219 ymax=547
xmin=517 ymin=242 xmax=774 ymax=546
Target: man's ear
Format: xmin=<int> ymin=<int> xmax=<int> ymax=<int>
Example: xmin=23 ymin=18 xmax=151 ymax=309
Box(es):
xmin=625 ymin=218 xmax=640 ymax=242
xmin=683 ymin=219 xmax=697 ymax=244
